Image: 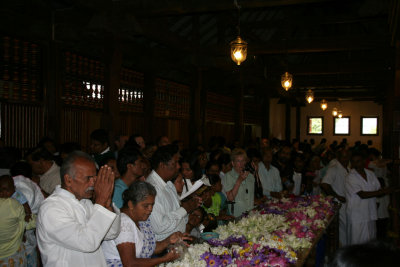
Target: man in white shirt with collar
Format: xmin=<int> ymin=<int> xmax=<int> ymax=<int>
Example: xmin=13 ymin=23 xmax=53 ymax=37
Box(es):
xmin=321 ymin=149 xmax=350 ymax=247
xmin=37 ymin=151 xmax=120 ymax=267
xmin=258 ymin=148 xmax=283 ymax=199
xmin=345 ymin=152 xmax=394 ymax=245
xmin=27 ymin=147 xmax=61 ymax=196
xmin=147 ymin=144 xmax=200 ymax=241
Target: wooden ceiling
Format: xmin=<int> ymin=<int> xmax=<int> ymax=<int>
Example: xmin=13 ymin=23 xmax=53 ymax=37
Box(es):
xmin=0 ymin=0 xmax=398 ymax=103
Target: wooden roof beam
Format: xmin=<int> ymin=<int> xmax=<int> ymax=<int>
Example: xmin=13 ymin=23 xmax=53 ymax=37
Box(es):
xmin=211 ymin=35 xmax=390 ymax=55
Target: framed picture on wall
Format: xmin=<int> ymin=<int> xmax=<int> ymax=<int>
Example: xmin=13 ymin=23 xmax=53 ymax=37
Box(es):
xmin=361 ymin=116 xmax=378 ymax=135
xmin=307 ymin=116 xmax=324 ymax=135
xmin=334 ymin=116 xmax=350 ymax=135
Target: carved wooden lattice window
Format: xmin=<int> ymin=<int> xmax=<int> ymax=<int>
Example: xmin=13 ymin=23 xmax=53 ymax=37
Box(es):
xmin=62 ymin=52 xmax=104 ymax=108
xmin=0 ymin=36 xmax=42 ymax=102
xmin=119 ymin=68 xmax=144 ymax=113
xmin=155 ymin=78 xmax=190 ymax=119
xmin=206 ymin=92 xmax=235 ymax=123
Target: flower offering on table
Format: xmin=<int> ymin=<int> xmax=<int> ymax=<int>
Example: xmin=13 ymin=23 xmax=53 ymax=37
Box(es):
xmin=161 ymin=195 xmax=336 ymax=267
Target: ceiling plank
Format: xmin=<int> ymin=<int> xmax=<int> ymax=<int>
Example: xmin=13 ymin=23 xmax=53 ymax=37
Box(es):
xmin=211 ymin=35 xmax=390 ymax=55
xmin=133 ymin=0 xmax=336 ymax=17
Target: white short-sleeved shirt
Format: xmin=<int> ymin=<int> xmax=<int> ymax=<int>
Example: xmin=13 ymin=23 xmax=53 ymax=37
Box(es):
xmin=292 ymin=172 xmax=302 ymax=196
xmin=102 ymin=213 xmax=143 ymax=260
xmin=345 ymin=169 xmax=381 ymax=223
xmin=258 ymin=162 xmax=282 ymax=198
xmin=146 ymin=171 xmax=188 ymax=241
xmin=322 ymin=162 xmax=349 ymax=199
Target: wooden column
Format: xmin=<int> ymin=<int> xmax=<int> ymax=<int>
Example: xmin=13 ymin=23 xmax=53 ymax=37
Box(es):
xmin=285 ymin=102 xmax=291 ymax=141
xmin=261 ymin=91 xmax=270 ymax=139
xmin=44 ymin=41 xmax=61 ymax=143
xmin=102 ymin=35 xmax=122 ymax=141
xmin=144 ymin=73 xmax=156 ymax=142
xmin=235 ymin=82 xmax=244 ymax=145
xmin=385 ymin=41 xmax=400 ymax=243
xmin=190 ymin=68 xmax=206 ymax=148
xmin=296 ymin=103 xmax=301 ymax=141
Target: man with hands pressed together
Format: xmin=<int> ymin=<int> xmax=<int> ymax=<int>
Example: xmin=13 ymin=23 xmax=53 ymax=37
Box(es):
xmin=222 ymin=148 xmax=255 ymax=217
xmin=37 ymin=151 xmax=120 ymax=267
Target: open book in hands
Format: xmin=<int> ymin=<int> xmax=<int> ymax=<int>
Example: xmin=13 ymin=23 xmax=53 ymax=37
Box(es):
xmin=179 ymin=175 xmax=211 ymax=200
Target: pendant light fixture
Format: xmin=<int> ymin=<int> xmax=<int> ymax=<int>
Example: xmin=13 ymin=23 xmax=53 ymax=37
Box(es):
xmin=332 ymin=107 xmax=338 ymax=117
xmin=320 ymin=99 xmax=328 ymax=110
xmin=338 ymin=110 xmax=343 ymax=118
xmin=281 ymin=72 xmax=293 ymax=91
xmin=305 ymin=89 xmax=314 ymax=103
xmin=230 ymin=0 xmax=247 ymax=66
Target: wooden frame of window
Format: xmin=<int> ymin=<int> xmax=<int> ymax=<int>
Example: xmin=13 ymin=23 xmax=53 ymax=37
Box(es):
xmin=307 ymin=116 xmax=324 ymax=135
xmin=333 ymin=116 xmax=350 ymax=136
xmin=360 ymin=116 xmax=379 ymax=136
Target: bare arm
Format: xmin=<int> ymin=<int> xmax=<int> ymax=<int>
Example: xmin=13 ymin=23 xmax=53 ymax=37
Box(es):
xmin=117 ymin=242 xmax=179 ymax=267
xmin=321 ymin=183 xmax=345 ymax=202
xmin=226 ymin=171 xmax=249 ymax=201
xmin=154 ymin=232 xmax=191 ymax=254
xmin=23 ymin=203 xmax=32 ymax=222
xmin=357 ymin=187 xmax=393 ymax=199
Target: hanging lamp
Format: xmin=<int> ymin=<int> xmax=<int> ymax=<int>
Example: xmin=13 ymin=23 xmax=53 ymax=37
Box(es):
xmin=332 ymin=107 xmax=338 ymax=117
xmin=281 ymin=72 xmax=293 ymax=91
xmin=230 ymin=1 xmax=247 ymax=66
xmin=320 ymin=99 xmax=328 ymax=110
xmin=305 ymin=89 xmax=314 ymax=103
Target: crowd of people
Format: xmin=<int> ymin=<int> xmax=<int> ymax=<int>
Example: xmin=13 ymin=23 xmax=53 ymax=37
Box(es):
xmin=0 ymin=131 xmax=399 ymax=267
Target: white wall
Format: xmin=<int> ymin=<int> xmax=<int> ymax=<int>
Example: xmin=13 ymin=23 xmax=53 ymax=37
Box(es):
xmin=269 ymin=99 xmax=383 ymax=150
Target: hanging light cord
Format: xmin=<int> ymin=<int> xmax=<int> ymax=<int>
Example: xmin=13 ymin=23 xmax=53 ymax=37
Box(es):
xmin=234 ymin=0 xmax=241 ymax=36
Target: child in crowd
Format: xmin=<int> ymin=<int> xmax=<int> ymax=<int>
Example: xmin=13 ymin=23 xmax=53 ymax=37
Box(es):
xmin=0 ymin=175 xmax=28 ymax=266
xmin=206 ymin=174 xmax=234 ymax=223
xmin=0 ymin=175 xmax=33 ymax=223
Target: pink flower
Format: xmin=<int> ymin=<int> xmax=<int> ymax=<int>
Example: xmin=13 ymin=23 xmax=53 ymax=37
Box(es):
xmin=269 ymin=257 xmax=288 ymax=267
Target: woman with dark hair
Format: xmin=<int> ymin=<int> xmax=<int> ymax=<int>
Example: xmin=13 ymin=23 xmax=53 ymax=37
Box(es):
xmin=102 ymin=181 xmax=191 ymax=267
xmin=180 ymin=153 xmax=203 ymax=195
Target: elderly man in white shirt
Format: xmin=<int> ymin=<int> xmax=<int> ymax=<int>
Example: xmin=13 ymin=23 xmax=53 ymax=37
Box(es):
xmin=37 ymin=151 xmax=120 ymax=267
xmin=345 ymin=152 xmax=394 ymax=245
xmin=258 ymin=148 xmax=283 ymax=199
xmin=321 ymin=149 xmax=350 ymax=247
xmin=147 ymin=144 xmax=201 ymax=241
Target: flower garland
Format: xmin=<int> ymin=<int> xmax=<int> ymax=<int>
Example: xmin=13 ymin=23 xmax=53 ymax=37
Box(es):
xmin=161 ymin=195 xmax=335 ymax=267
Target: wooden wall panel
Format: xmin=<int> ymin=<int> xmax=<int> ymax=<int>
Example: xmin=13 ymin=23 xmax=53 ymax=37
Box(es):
xmin=205 ymin=121 xmax=235 ymax=145
xmin=60 ymin=107 xmax=102 ymax=152
xmin=1 ymin=103 xmax=44 ymax=152
xmin=120 ymin=113 xmax=145 ymax=136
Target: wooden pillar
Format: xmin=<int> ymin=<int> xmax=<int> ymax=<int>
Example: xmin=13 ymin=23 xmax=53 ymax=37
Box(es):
xmin=296 ymin=104 xmax=301 ymax=141
xmin=102 ymin=35 xmax=122 ymax=141
xmin=261 ymin=92 xmax=270 ymax=139
xmin=385 ymin=41 xmax=400 ymax=243
xmin=144 ymin=73 xmax=156 ymax=142
xmin=285 ymin=102 xmax=291 ymax=141
xmin=44 ymin=41 xmax=61 ymax=143
xmin=190 ymin=68 xmax=206 ymax=148
xmin=235 ymin=82 xmax=244 ymax=145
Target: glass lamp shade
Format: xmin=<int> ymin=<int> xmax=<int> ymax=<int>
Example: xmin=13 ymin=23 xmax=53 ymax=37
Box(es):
xmin=338 ymin=111 xmax=343 ymax=118
xmin=281 ymin=72 xmax=293 ymax=91
xmin=230 ymin=36 xmax=247 ymax=65
xmin=320 ymin=99 xmax=328 ymax=110
xmin=305 ymin=89 xmax=314 ymax=103
xmin=332 ymin=107 xmax=338 ymax=117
